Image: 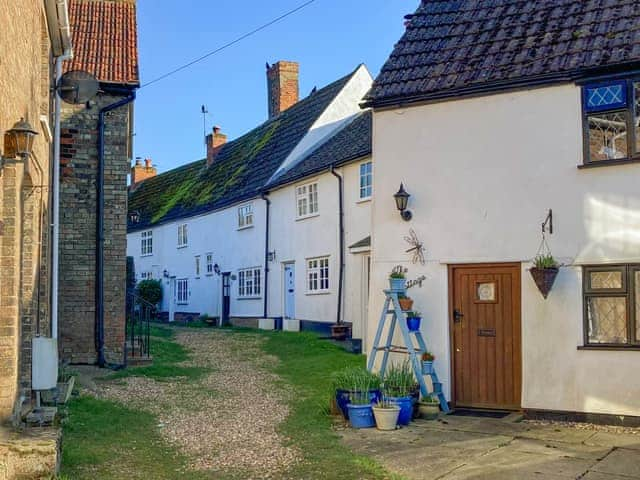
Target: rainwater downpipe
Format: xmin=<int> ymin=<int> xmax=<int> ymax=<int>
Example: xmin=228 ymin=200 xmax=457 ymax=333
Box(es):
xmin=96 ymin=89 xmax=136 ymax=367
xmin=261 ymin=192 xmax=271 ymax=319
xmin=330 ymin=166 xmax=344 ymax=325
xmin=51 ymin=0 xmax=73 ymax=340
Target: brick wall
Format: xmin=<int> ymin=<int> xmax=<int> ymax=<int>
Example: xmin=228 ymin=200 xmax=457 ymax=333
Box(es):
xmin=58 ymin=92 xmax=132 ymax=365
xmin=0 ymin=0 xmax=53 ymax=421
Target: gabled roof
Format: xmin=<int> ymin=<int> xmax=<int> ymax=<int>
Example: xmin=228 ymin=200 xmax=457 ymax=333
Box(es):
xmin=65 ymin=0 xmax=139 ymax=86
xmin=365 ymin=0 xmax=640 ymax=108
xmin=266 ymin=110 xmax=372 ymax=190
xmin=128 ymin=68 xmax=359 ymax=231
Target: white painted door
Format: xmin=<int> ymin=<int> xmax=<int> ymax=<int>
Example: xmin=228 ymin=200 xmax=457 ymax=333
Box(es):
xmin=284 ymin=264 xmax=295 ymax=319
xmin=168 ymin=277 xmax=176 ymax=323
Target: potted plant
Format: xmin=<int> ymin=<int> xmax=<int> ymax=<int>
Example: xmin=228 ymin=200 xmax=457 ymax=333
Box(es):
xmin=406 ymin=310 xmax=422 ymax=332
xmin=418 ymin=396 xmax=440 ymax=420
xmin=530 ymin=253 xmax=559 ymax=299
xmin=372 ymin=396 xmax=400 ymax=430
xmin=383 ymin=360 xmax=416 ymax=426
xmin=398 ymin=293 xmax=414 ymax=311
xmin=421 ymin=351 xmax=435 ymax=375
xmin=389 ymin=267 xmax=407 ymax=291
xmin=347 ymin=387 xmax=376 ymax=429
xmin=332 ymin=367 xmax=382 ymax=420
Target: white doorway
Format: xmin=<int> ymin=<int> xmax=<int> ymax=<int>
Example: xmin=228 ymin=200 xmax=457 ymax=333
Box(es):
xmin=284 ymin=263 xmax=295 ymax=319
xmin=168 ymin=277 xmax=176 ymax=323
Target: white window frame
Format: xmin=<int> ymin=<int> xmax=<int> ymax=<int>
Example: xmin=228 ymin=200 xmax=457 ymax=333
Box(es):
xmin=140 ymin=271 xmax=153 ymax=280
xmin=206 ymin=253 xmax=214 ymax=275
xmin=195 ymin=255 xmax=201 ymax=277
xmin=238 ymin=267 xmax=262 ymax=298
xmin=141 ymin=230 xmax=153 ymax=256
xmin=177 ymin=224 xmax=188 ymax=248
xmin=359 ymin=161 xmax=373 ymax=200
xmin=177 ymin=278 xmax=189 ymax=304
xmin=238 ymin=203 xmax=254 ymax=229
xmin=307 ymin=256 xmax=329 ymax=293
xmin=296 ymin=182 xmax=319 ymax=219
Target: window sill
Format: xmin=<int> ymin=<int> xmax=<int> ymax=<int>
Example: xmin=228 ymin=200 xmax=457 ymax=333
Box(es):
xmin=205 ymin=273 xmax=213 ymax=277
xmin=141 ymin=253 xmax=153 ymax=257
xmin=577 ymin=345 xmax=640 ymax=351
xmin=296 ymin=213 xmax=320 ymax=222
xmin=237 ymin=296 xmax=261 ymax=301
xmin=177 ymin=302 xmax=188 ymax=306
xmin=306 ymin=290 xmax=331 ymax=296
xmin=357 ymin=197 xmax=372 ymax=204
xmin=177 ymin=245 xmax=188 ymax=249
xmin=578 ymin=157 xmax=640 ymax=169
xmin=237 ymin=224 xmax=254 ymax=231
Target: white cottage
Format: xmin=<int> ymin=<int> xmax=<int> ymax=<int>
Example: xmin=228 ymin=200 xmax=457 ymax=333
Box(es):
xmin=127 ymin=62 xmax=374 ymax=341
xmin=363 ymin=1 xmax=640 ymax=422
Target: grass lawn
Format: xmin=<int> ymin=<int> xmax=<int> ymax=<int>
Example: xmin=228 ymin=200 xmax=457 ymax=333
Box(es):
xmin=61 ymin=325 xmax=400 ymax=479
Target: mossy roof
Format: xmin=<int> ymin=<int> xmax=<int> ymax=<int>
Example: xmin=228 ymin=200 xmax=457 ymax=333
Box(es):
xmin=128 ymin=67 xmax=357 ymax=231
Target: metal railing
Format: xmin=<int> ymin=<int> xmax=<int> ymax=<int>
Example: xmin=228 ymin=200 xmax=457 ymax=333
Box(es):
xmin=126 ymin=292 xmax=155 ymax=360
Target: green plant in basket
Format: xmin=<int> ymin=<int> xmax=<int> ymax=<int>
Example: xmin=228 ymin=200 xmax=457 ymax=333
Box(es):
xmin=533 ymin=254 xmax=558 ymax=269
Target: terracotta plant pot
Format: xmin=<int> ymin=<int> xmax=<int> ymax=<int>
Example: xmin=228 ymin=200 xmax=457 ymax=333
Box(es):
xmin=398 ymin=297 xmax=414 ymax=311
xmin=372 ymin=405 xmax=400 ymax=430
xmin=530 ymin=267 xmax=559 ymax=299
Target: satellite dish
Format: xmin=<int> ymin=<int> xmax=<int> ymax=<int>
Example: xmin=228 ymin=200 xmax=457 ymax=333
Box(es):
xmin=57 ymin=70 xmax=99 ymax=104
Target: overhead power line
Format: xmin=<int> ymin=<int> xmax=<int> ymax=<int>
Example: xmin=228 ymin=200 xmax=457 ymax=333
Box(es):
xmin=141 ymin=0 xmax=318 ymax=89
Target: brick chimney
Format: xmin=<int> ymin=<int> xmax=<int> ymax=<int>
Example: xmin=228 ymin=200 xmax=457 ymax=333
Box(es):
xmin=267 ymin=61 xmax=299 ymax=119
xmin=206 ymin=126 xmax=227 ymax=167
xmin=131 ymin=158 xmax=157 ymax=185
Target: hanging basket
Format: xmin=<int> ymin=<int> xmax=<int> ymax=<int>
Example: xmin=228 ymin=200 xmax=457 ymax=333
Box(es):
xmin=530 ymin=267 xmax=559 ymax=299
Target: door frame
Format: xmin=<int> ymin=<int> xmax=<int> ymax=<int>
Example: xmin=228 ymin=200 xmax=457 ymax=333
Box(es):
xmin=282 ymin=262 xmax=295 ymax=319
xmin=447 ymin=262 xmax=522 ymax=409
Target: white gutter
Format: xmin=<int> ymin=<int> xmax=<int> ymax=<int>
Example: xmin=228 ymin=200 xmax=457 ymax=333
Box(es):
xmin=49 ymin=0 xmax=73 ymax=340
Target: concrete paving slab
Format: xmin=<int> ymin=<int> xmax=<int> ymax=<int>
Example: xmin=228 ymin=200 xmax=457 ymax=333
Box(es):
xmin=590 ymin=448 xmax=640 ymax=478
xmin=518 ymin=425 xmax=597 ymax=444
xmin=508 ymin=437 xmax=612 ymax=461
xmin=586 ymin=432 xmax=640 ymax=450
xmin=582 ymin=471 xmax=638 ymax=480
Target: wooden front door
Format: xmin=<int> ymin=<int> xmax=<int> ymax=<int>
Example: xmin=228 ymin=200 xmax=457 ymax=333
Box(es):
xmin=449 ymin=264 xmax=522 ymax=409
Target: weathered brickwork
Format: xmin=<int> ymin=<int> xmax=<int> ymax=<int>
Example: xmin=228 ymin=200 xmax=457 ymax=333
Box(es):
xmin=0 ymin=0 xmax=53 ymax=421
xmin=58 ymin=93 xmax=132 ymax=365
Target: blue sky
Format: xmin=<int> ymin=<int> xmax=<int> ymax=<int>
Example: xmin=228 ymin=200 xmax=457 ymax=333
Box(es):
xmin=134 ymin=0 xmax=418 ymax=173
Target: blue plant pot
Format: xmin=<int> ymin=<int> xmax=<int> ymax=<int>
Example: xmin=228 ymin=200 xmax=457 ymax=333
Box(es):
xmin=336 ymin=389 xmax=381 ymax=420
xmin=388 ymin=396 xmax=413 ymax=425
xmin=422 ymin=360 xmax=434 ymax=375
xmin=407 ymin=316 xmax=421 ymax=332
xmin=347 ymin=403 xmax=375 ymax=429
xmin=389 ymin=278 xmax=406 ymax=291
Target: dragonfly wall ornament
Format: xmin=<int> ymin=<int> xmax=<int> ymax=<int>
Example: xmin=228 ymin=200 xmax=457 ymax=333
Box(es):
xmin=404 ymin=229 xmax=426 ymax=265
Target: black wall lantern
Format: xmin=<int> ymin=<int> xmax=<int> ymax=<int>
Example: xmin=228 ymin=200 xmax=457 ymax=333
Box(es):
xmin=394 ymin=183 xmax=412 ymax=221
xmin=5 ymin=118 xmax=38 ymax=159
xmin=129 ymin=210 xmax=141 ymax=224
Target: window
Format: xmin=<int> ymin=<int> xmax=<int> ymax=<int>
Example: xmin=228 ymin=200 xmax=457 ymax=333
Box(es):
xmin=195 ymin=256 xmax=201 ymax=276
xmin=238 ymin=267 xmax=261 ymax=298
xmin=177 ymin=278 xmax=189 ymax=304
xmin=177 ymin=224 xmax=188 ymax=247
xmin=582 ymin=79 xmax=640 ymax=164
xmin=359 ymin=161 xmax=372 ymax=199
xmin=141 ymin=230 xmax=153 ymax=256
xmin=238 ymin=204 xmax=254 ymax=229
xmin=206 ymin=253 xmax=214 ymax=275
xmin=583 ymin=265 xmax=640 ymax=347
xmin=296 ymin=182 xmax=319 ymax=218
xmin=307 ymin=257 xmax=329 ymax=292
xmin=140 ymin=271 xmax=153 ymax=280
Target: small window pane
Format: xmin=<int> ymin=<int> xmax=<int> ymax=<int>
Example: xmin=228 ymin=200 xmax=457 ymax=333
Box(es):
xmin=477 ymin=282 xmax=496 ymax=302
xmin=590 ymin=270 xmax=623 ymax=290
xmin=587 ymin=111 xmax=629 ymax=162
xmin=585 ymin=82 xmax=627 ymax=112
xmin=634 ymin=82 xmax=640 ymax=154
xmin=587 ymin=297 xmax=628 ymax=344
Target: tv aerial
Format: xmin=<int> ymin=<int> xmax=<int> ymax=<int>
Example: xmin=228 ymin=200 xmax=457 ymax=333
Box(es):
xmin=56 ymin=70 xmax=99 ymax=104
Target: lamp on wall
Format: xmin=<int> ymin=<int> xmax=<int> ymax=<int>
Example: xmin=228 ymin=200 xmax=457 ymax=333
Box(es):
xmin=163 ymin=269 xmax=169 ymax=278
xmin=394 ymin=183 xmax=412 ymax=221
xmin=5 ymin=118 xmax=38 ymax=159
xmin=129 ymin=210 xmax=140 ymax=224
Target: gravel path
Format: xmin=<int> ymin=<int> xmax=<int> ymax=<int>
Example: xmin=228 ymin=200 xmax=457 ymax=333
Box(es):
xmin=97 ymin=328 xmax=300 ymax=478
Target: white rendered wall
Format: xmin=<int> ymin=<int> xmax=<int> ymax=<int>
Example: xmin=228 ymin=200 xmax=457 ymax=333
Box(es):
xmin=127 ymin=198 xmax=267 ymax=318
xmin=369 ymin=83 xmax=640 ymax=416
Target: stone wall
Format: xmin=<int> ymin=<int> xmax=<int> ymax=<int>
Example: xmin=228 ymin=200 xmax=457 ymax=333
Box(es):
xmin=58 ymin=91 xmax=133 ymax=365
xmin=0 ymin=0 xmax=53 ymax=421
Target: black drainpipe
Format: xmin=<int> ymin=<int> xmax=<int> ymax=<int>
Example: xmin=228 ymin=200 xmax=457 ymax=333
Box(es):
xmin=261 ymin=192 xmax=271 ymax=319
xmin=330 ymin=166 xmax=344 ymax=325
xmin=96 ymin=88 xmax=136 ymax=368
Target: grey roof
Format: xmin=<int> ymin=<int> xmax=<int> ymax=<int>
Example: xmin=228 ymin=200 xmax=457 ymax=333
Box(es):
xmin=349 ymin=236 xmax=371 ymax=249
xmin=128 ymin=67 xmax=360 ymax=232
xmin=365 ymin=0 xmax=640 ymax=107
xmin=266 ymin=110 xmax=372 ymax=190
